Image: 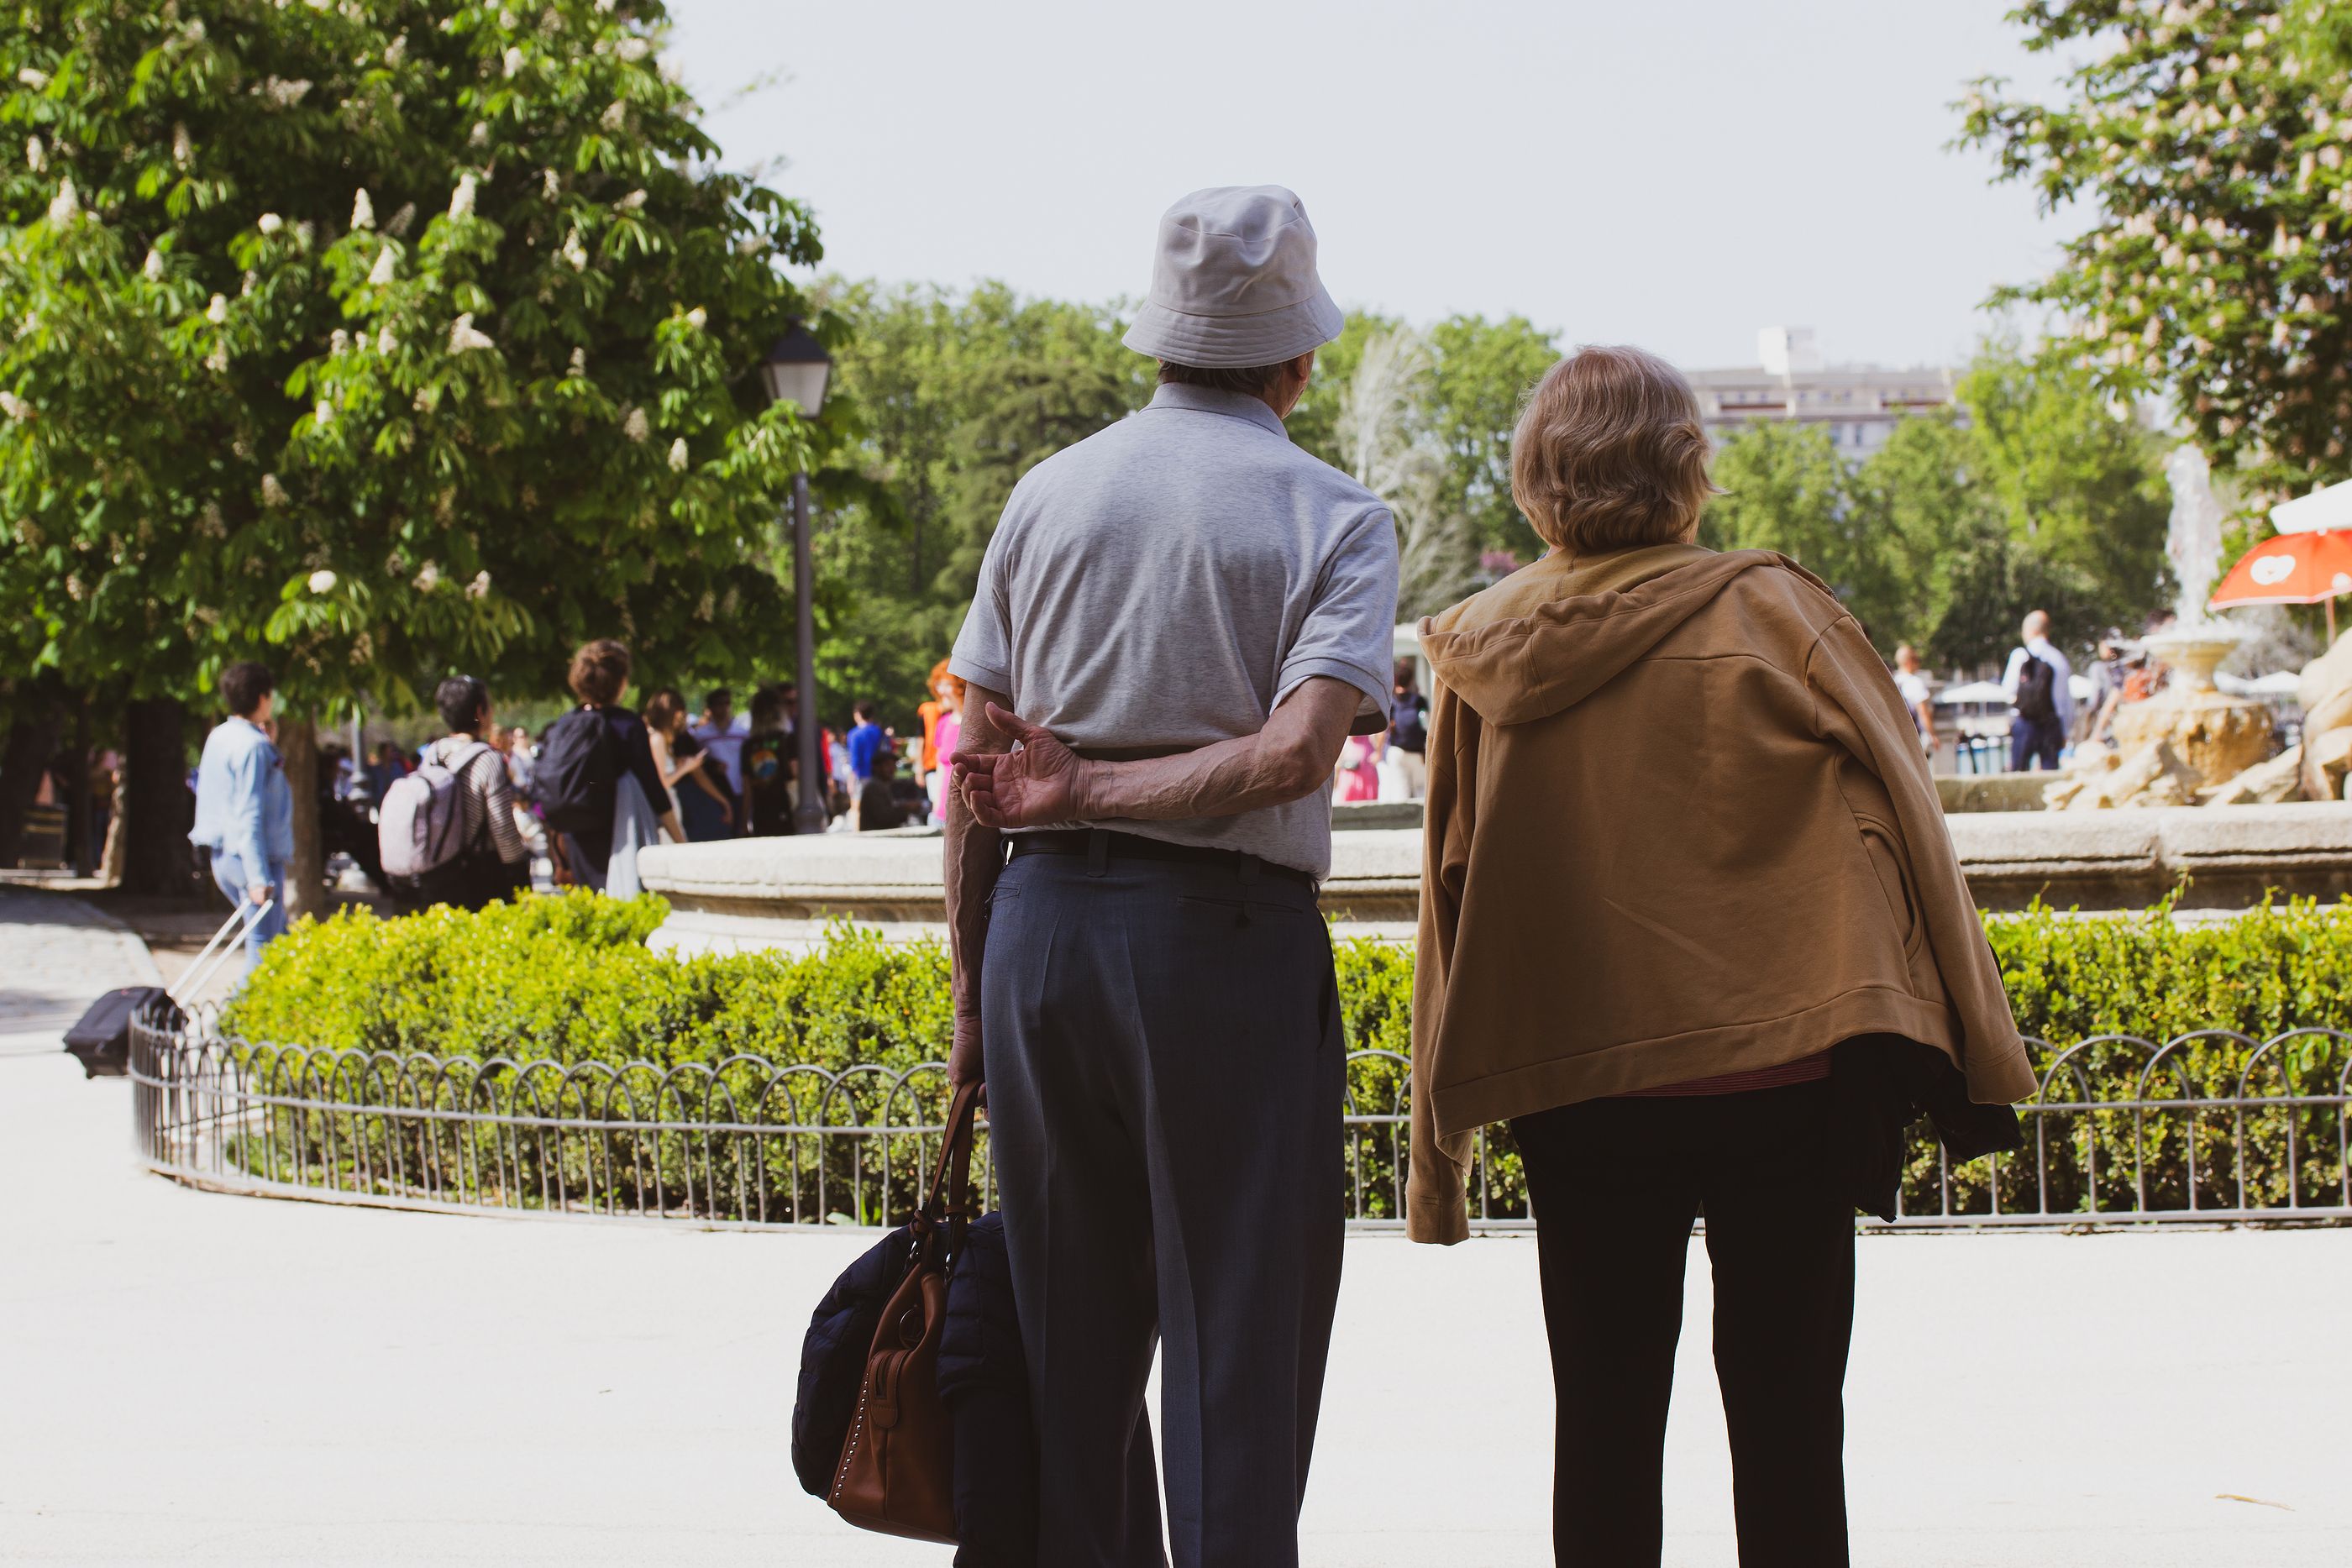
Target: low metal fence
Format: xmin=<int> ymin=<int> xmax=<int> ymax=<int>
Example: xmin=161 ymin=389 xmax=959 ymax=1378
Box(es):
xmin=130 ymin=1008 xmax=2352 ymax=1230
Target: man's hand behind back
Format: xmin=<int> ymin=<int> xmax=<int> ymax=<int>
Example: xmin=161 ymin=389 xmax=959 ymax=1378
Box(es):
xmin=954 ymin=704 xmax=1084 ymax=829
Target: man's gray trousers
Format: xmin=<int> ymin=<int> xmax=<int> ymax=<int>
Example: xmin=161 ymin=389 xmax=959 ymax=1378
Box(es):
xmin=980 ymin=844 xmax=1346 ymax=1568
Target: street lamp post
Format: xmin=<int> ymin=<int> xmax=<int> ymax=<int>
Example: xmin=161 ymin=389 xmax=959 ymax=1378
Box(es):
xmin=758 ymin=322 xmax=834 ymax=835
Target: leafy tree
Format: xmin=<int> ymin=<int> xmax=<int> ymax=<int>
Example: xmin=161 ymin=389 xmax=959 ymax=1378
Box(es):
xmin=1707 ymin=343 xmax=2171 ymax=665
xmin=1294 ymin=309 xmax=1558 ymax=572
xmin=1956 ymin=341 xmax=2171 ymax=628
xmin=0 ymin=1 xmax=827 ymax=897
xmin=1848 ymin=412 xmax=2018 ymax=666
xmin=1425 ymin=313 xmax=1560 ymax=561
xmin=815 ymin=281 xmax=1146 ymax=721
xmin=1958 ymin=0 xmax=2352 ymax=501
xmin=1703 ymin=422 xmax=1907 ymax=635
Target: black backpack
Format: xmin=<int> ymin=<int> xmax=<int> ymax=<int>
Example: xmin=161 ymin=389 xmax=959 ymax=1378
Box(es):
xmin=534 ymin=707 xmax=618 ymax=836
xmin=2015 ymin=654 xmax=2059 ymax=725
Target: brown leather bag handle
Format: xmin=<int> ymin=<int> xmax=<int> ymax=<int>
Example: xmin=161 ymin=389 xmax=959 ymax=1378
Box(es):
xmin=918 ymin=1080 xmax=982 ymax=1259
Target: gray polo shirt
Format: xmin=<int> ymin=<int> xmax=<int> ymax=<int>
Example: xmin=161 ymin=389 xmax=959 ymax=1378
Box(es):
xmin=949 ymin=382 xmax=1399 ymax=877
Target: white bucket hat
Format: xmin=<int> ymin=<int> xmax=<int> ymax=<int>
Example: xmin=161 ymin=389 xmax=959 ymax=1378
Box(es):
xmin=1122 ymin=186 xmax=1345 ymax=369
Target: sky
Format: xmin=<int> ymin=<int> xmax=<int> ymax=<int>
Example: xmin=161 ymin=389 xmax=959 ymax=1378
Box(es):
xmin=664 ymin=0 xmax=2087 ymax=371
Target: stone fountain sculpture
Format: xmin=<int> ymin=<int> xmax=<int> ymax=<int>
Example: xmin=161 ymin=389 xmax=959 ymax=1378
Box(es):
xmin=2049 ymin=446 xmax=2284 ymax=809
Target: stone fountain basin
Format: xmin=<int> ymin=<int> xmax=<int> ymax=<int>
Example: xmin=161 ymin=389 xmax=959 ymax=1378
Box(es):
xmin=637 ymin=801 xmax=2352 ymax=955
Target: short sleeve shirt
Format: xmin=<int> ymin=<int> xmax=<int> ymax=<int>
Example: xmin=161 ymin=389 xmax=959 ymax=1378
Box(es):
xmin=950 ymin=382 xmax=1399 ymax=877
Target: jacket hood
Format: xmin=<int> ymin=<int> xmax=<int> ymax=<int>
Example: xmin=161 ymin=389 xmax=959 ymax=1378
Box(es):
xmin=1418 ymin=547 xmax=1798 ymax=726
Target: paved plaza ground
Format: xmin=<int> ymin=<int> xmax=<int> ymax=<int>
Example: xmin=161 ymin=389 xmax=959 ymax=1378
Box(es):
xmin=3 ymin=889 xmax=2347 ymax=1565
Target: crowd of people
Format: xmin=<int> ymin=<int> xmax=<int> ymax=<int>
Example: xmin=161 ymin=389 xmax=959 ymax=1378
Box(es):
xmin=181 ymin=636 xmax=969 ymax=973
xmin=1886 ymin=607 xmax=2188 ymax=775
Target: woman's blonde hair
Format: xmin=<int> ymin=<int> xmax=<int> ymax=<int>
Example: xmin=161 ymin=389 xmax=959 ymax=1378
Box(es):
xmin=1509 ymin=345 xmax=1718 ymax=553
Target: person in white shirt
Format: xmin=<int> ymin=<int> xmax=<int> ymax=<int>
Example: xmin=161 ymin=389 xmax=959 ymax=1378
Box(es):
xmin=1893 ymin=644 xmax=1935 ymax=756
xmin=1999 ymin=610 xmax=2076 ymax=771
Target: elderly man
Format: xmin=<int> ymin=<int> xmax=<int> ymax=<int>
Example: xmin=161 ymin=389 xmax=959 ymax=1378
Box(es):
xmin=945 ymin=186 xmax=1397 ymax=1567
xmin=2001 ymin=609 xmax=2075 ymax=771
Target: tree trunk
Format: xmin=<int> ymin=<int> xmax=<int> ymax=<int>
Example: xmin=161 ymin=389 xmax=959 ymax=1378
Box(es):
xmin=122 ymin=697 xmax=199 ymax=899
xmin=0 ymin=706 xmax=62 ymax=870
xmin=281 ymin=713 xmax=326 ymax=924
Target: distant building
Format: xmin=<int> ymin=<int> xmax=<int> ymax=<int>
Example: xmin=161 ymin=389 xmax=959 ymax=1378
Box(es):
xmin=1683 ymin=328 xmax=1958 ymax=462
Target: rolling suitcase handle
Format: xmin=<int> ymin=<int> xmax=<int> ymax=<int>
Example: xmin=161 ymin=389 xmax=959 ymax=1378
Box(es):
xmin=167 ymin=897 xmax=276 ymax=1008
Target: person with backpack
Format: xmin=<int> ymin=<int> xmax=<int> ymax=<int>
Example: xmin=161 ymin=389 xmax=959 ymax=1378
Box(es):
xmin=533 ymin=639 xmax=680 ymax=889
xmin=380 ymin=675 xmax=533 ymax=911
xmin=2001 ymin=609 xmax=2076 ymax=772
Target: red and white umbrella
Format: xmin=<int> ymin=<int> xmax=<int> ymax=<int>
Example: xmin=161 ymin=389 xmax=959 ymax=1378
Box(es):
xmin=2209 ymin=528 xmax=2352 ymax=638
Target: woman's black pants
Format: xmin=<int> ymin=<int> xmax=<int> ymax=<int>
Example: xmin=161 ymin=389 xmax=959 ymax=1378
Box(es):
xmin=1512 ymin=1078 xmax=1853 ymax=1568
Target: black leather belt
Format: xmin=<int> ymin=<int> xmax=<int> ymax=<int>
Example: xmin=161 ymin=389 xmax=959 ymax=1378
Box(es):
xmin=1007 ymin=828 xmax=1314 ymax=889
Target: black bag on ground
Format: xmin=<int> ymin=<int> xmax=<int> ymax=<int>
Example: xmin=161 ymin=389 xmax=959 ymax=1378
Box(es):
xmin=2014 ymin=653 xmax=2059 ymax=725
xmin=63 ymin=988 xmax=181 ymax=1078
xmin=791 ymin=1224 xmax=917 ymax=1500
xmin=792 ymin=1205 xmax=1155 ymax=1565
xmin=532 ymin=708 xmax=618 ymax=837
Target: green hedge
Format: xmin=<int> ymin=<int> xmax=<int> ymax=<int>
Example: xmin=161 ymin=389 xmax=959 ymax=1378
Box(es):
xmin=219 ymin=891 xmax=2352 ymax=1223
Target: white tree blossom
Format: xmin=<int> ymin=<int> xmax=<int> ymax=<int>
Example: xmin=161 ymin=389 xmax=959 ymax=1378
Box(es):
xmin=383 ymin=34 xmax=406 ymax=66
xmin=18 ymin=68 xmax=50 ymax=90
xmin=561 ymin=228 xmax=589 ymax=270
xmin=668 ymin=436 xmax=690 ymax=471
xmin=24 ymin=135 xmax=42 ymax=171
xmin=617 ymin=37 xmax=651 ymax=61
xmin=307 ymin=569 xmax=338 ymax=593
xmin=568 ymin=345 xmax=587 ymax=375
xmin=45 ymin=177 xmax=77 ymax=225
xmin=413 ymin=561 xmax=443 ymax=591
xmin=684 ymin=306 xmax=707 ymax=329
xmin=601 ymin=99 xmax=627 ymax=129
xmin=261 ymin=473 xmax=290 ymax=507
xmin=449 ymin=312 xmax=494 ymax=353
xmin=313 ymin=400 xmax=335 ymax=428
xmin=449 ymin=173 xmax=477 ymax=220
xmin=615 ymin=188 xmax=646 ymax=213
xmin=465 ymin=569 xmax=492 ymax=599
xmin=376 ymin=324 xmax=397 ymax=354
xmin=205 ymin=293 xmax=228 ymax=324
xmin=142 ymin=249 xmax=165 ymax=281
xmin=172 ymin=123 xmax=192 ymax=166
xmin=0 ymin=391 xmax=29 ymax=421
xmin=622 ymin=406 xmax=649 ymax=443
xmin=366 ymin=245 xmax=398 ymax=286
xmin=350 ymin=187 xmax=375 ymax=229
xmin=503 ymin=46 xmax=525 ymax=77
xmin=541 ymin=167 xmax=560 ymax=200
xmin=258 ymin=212 xmax=283 ymax=235
xmin=262 ymin=77 xmax=312 ymax=107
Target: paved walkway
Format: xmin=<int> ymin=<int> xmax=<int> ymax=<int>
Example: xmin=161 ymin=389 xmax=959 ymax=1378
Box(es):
xmin=2 ymin=895 xmax=2347 ymax=1565
xmin=0 ymin=889 xmax=160 ymax=1059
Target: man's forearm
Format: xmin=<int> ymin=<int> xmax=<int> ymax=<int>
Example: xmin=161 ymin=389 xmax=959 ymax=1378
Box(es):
xmin=943 ymin=687 xmax=1008 ymax=1081
xmin=1068 ymin=675 xmax=1361 ymax=823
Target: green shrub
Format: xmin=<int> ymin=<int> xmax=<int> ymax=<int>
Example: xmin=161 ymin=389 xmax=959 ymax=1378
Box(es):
xmin=218 ymin=889 xmax=2352 ymax=1224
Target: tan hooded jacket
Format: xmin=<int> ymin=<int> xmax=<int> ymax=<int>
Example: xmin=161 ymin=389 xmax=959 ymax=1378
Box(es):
xmin=1406 ymin=543 xmax=2036 ymax=1245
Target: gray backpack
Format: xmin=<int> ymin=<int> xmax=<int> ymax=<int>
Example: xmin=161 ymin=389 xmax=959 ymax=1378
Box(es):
xmin=378 ymin=742 xmax=491 ymax=879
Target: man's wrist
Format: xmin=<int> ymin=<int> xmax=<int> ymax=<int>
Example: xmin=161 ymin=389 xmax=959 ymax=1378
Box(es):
xmin=1068 ymin=758 xmax=1104 ymax=821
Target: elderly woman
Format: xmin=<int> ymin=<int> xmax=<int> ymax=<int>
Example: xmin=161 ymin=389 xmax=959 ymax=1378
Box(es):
xmin=1410 ymin=346 xmax=2035 ymax=1565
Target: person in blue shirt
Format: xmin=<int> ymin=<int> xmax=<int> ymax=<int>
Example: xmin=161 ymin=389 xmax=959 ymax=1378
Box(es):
xmin=844 ymin=700 xmax=886 ymax=782
xmin=188 ymin=661 xmax=293 ymax=977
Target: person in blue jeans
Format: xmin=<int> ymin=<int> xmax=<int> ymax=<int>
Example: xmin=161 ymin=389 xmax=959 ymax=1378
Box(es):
xmin=189 ymin=660 xmax=292 ymax=978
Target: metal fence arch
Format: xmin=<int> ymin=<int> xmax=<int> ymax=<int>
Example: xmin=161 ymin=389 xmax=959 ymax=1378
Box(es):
xmin=129 ymin=1007 xmax=2351 ymax=1231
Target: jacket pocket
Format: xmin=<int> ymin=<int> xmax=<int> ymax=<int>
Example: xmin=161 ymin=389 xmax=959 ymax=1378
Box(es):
xmin=1854 ymin=813 xmax=1926 ymax=962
